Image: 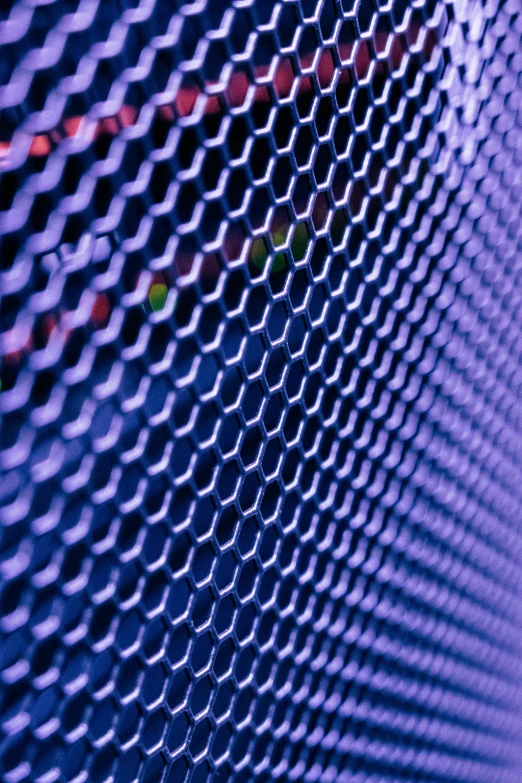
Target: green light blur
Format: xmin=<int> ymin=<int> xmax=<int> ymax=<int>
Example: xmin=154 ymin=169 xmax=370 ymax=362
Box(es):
xmin=149 ymin=283 xmax=168 ymax=312
xmin=250 ymin=223 xmax=310 ymax=273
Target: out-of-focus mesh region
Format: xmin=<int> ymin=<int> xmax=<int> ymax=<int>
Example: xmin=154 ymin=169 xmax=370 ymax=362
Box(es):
xmin=1 ymin=1 xmax=522 ymax=783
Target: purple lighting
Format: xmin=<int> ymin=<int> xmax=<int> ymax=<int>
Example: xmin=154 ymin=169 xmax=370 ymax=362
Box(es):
xmin=1 ymin=1 xmax=522 ymax=782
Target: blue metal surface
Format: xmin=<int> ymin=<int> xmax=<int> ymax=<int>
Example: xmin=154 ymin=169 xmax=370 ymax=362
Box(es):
xmin=1 ymin=1 xmax=522 ymax=781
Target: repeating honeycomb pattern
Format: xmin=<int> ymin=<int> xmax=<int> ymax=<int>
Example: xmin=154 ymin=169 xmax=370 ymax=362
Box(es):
xmin=2 ymin=0 xmax=522 ymax=781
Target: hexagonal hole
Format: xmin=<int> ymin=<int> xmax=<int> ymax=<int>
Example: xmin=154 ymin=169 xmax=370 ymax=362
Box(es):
xmin=265 ymin=347 xmax=286 ymax=390
xmin=349 ymin=180 xmax=368 ymax=221
xmin=191 ymin=632 xmax=214 ymax=676
xmin=274 ymin=106 xmax=294 ymax=150
xmin=194 ymin=452 xmax=217 ymax=494
xmin=167 ymin=713 xmax=190 ymax=756
xmin=217 ymin=461 xmax=241 ymax=505
xmin=215 ymin=550 xmax=239 ymax=594
xmin=268 ymin=302 xmax=288 ymax=344
xmin=143 ymin=570 xmax=169 ymax=616
xmin=211 ymin=723 xmax=234 ymax=763
xmin=215 ymin=594 xmax=237 ymax=636
xmin=191 ymin=675 xmax=213 ymax=719
xmin=287 ymin=314 xmax=307 ymax=356
xmin=352 ymin=134 xmax=371 ymax=176
xmin=238 ymin=517 xmax=259 ymax=558
xmin=242 ymin=381 xmax=265 ymax=423
xmin=262 ymin=438 xmax=283 ymax=479
xmin=277 ymin=4 xmax=300 ymax=49
xmin=240 ymin=427 xmax=263 ymax=470
xmin=317 ymin=49 xmax=336 ymax=91
xmin=142 ymin=708 xmax=167 ymax=753
xmin=334 ymin=116 xmax=351 ymax=160
xmin=167 ymin=623 xmax=191 ymax=669
xmin=375 ymin=15 xmax=393 ymax=56
xmin=285 ymin=360 xmax=306 ymax=401
xmin=339 ymin=20 xmax=357 ymax=63
xmin=312 ymin=191 xmax=329 ymax=231
xmin=214 ymin=638 xmax=236 ymax=680
xmin=236 ymin=646 xmax=256 ymax=686
xmin=234 ymin=686 xmax=255 ymax=727
xmin=272 ymin=157 xmax=294 ymax=200
xmin=167 ymin=668 xmax=190 ymax=712
xmin=192 ymin=587 xmax=215 ymax=631
xmin=330 ymin=209 xmax=349 ymax=249
xmin=314 ymin=144 xmax=334 ymax=187
xmin=237 ymin=559 xmax=259 ymax=601
xmin=225 ymin=67 xmax=253 ymax=111
xmin=296 ymin=76 xmax=315 ymax=120
xmin=246 ymin=287 xmax=269 ymax=329
xmin=282 ymin=447 xmax=300 ymax=487
xmin=192 ymin=543 xmax=216 ymax=587
xmin=260 ymin=481 xmax=281 ymax=523
xmin=275 ymin=59 xmax=297 ymax=101
xmin=294 ymin=125 xmax=315 ymax=169
xmin=315 ymin=96 xmax=335 ymax=139
xmin=239 ymin=472 xmax=262 ymax=514
xmin=355 ymin=40 xmax=372 ymax=81
xmin=250 ymin=137 xmax=271 ymax=183
xmin=215 ymin=507 xmax=239 ymax=549
xmin=227 ymin=116 xmax=250 ymax=163
xmin=248 ymin=187 xmax=271 ymax=232
xmin=213 ymin=680 xmax=235 ymax=721
xmin=353 ymin=87 xmax=372 ymax=130
xmin=283 ymin=405 xmax=302 ymax=444
xmin=192 ymin=496 xmax=217 ymax=541
xmin=236 ymin=602 xmax=258 ymax=645
xmin=142 ymin=617 xmax=169 ymax=662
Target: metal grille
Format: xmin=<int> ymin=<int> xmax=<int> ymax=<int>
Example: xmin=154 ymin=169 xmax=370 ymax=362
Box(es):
xmin=2 ymin=1 xmax=522 ymax=781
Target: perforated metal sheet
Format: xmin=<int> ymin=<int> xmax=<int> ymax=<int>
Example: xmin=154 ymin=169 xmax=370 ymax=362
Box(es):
xmin=1 ymin=1 xmax=522 ymax=782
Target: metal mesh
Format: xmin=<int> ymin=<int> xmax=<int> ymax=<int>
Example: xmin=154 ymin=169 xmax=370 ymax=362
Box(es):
xmin=1 ymin=0 xmax=522 ymax=781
